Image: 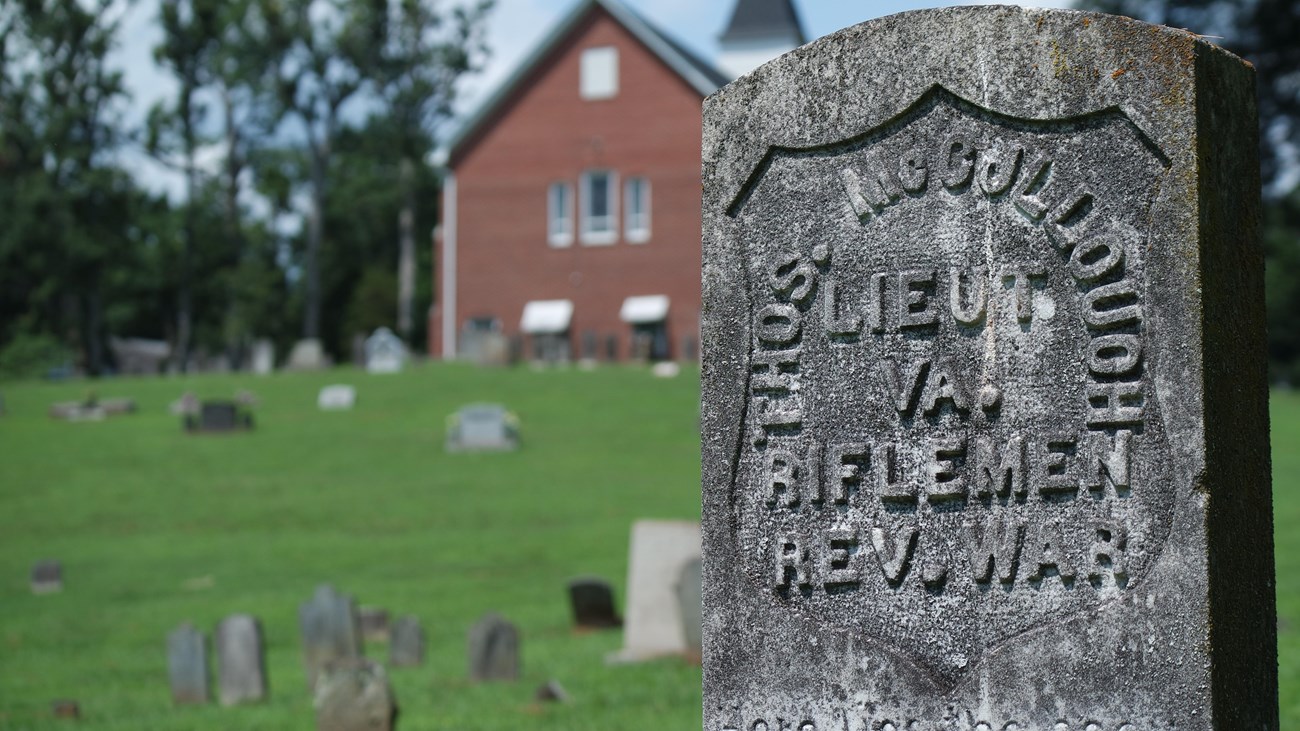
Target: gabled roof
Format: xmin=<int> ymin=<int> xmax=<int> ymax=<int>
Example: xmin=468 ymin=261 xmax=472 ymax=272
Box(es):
xmin=446 ymin=0 xmax=728 ymax=165
xmin=719 ymin=0 xmax=806 ymax=44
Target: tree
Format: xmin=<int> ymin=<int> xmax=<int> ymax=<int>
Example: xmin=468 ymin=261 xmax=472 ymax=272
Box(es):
xmin=247 ymin=0 xmax=387 ymax=342
xmin=373 ymin=0 xmax=492 ymax=342
xmin=148 ymin=0 xmax=225 ymax=368
xmin=0 ymin=0 xmax=136 ymax=374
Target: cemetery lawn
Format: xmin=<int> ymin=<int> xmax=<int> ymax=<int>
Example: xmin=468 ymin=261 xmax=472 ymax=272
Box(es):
xmin=0 ymin=364 xmax=702 ymax=731
xmin=2 ymin=367 xmax=1299 ymax=728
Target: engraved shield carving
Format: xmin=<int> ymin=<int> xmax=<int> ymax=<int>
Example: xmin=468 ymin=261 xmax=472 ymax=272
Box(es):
xmin=727 ymin=87 xmax=1173 ymax=685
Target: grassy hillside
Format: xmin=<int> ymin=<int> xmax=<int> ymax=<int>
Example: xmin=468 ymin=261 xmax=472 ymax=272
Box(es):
xmin=0 ymin=364 xmax=702 ymax=730
xmin=0 ymin=367 xmax=1296 ymax=728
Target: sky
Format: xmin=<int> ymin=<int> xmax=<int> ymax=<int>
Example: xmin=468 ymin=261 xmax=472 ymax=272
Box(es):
xmin=108 ymin=0 xmax=1073 ymax=200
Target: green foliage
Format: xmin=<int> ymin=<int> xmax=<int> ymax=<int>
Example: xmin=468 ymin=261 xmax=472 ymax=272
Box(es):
xmin=0 ymin=365 xmax=703 ymax=730
xmin=0 ymin=333 xmax=71 ymax=381
xmin=344 ymin=267 xmax=399 ymax=349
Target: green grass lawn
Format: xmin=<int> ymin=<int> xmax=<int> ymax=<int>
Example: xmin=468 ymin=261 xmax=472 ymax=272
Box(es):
xmin=0 ymin=364 xmax=702 ymax=730
xmin=0 ymin=366 xmax=1297 ymax=729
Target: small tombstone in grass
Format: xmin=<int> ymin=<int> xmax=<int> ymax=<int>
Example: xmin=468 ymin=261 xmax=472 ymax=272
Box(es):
xmin=317 ymin=385 xmax=357 ymax=412
xmin=388 ymin=616 xmax=424 ymax=667
xmin=358 ymin=607 xmax=389 ymax=643
xmin=184 ymin=400 xmax=253 ymax=433
xmin=50 ymin=700 xmax=80 ymax=719
xmin=567 ymin=577 xmax=622 ymax=630
xmin=608 ymin=520 xmax=701 ymax=663
xmin=167 ymin=623 xmax=211 ymax=705
xmin=535 ymin=679 xmax=569 ymax=703
xmin=31 ymin=560 xmax=62 ymax=594
xmin=364 ymin=328 xmax=407 ymax=374
xmin=216 ymin=614 xmax=267 ymax=706
xmin=675 ymin=557 xmax=702 ymax=664
xmin=250 ymin=339 xmax=275 ymax=375
xmin=467 ymin=613 xmax=519 ymax=682
xmin=299 ymin=584 xmax=363 ymax=690
xmin=445 ymin=403 xmax=519 ymax=452
xmin=313 ymin=659 xmax=397 ymax=731
xmin=285 ymin=339 xmax=327 ymax=371
xmin=169 ymin=391 xmax=200 ymax=417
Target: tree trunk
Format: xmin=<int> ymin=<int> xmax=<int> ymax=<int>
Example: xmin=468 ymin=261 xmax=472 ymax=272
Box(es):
xmin=177 ymin=92 xmax=196 ymax=372
xmin=304 ymin=149 xmax=326 ymax=340
xmin=397 ymin=156 xmax=416 ymax=342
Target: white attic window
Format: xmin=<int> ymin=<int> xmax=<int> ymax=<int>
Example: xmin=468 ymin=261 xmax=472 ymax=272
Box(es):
xmin=580 ymin=46 xmax=618 ymax=100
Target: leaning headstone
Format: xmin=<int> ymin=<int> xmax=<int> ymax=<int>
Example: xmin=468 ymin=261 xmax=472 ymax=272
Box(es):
xmin=167 ymin=623 xmax=210 ymax=705
xmin=700 ymin=7 xmax=1274 ymax=728
xmin=317 ymin=385 xmax=357 ymax=412
xmin=313 ymin=659 xmax=397 ymax=731
xmin=608 ymin=520 xmax=700 ymax=662
xmin=299 ymin=584 xmax=363 ymax=690
xmin=285 ymin=339 xmax=327 ymax=371
xmin=250 ymin=339 xmax=275 ymax=375
xmin=364 ymin=327 xmax=407 ymax=374
xmin=445 ymin=403 xmax=519 ymax=452
xmin=388 ymin=615 xmax=425 ymax=667
xmin=358 ymin=607 xmax=389 ymax=643
xmin=675 ymin=557 xmax=701 ymax=663
xmin=31 ymin=560 xmax=62 ymax=594
xmin=467 ymin=613 xmax=519 ymax=682
xmin=567 ymin=577 xmax=622 ymax=629
xmin=215 ymin=614 xmax=267 ymax=706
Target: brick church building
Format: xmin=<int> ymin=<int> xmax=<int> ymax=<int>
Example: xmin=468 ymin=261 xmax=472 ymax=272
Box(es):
xmin=431 ymin=0 xmax=804 ymax=361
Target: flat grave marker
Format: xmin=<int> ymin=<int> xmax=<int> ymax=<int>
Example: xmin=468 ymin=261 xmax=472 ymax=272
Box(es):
xmin=446 ymin=403 xmax=519 ymax=452
xmin=700 ymin=7 xmax=1274 ymax=729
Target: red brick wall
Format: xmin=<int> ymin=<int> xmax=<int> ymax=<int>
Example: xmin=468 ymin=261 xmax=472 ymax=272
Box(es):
xmin=430 ymin=7 xmax=705 ymax=360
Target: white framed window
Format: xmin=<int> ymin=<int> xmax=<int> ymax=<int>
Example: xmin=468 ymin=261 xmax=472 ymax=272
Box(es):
xmin=580 ymin=46 xmax=618 ymax=100
xmin=624 ymin=177 xmax=651 ymax=243
xmin=547 ymin=182 xmax=573 ymax=247
xmin=580 ymin=170 xmax=617 ymax=245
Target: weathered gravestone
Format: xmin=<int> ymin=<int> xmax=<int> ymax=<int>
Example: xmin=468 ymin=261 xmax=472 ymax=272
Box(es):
xmin=675 ymin=557 xmax=702 ymax=663
xmin=389 ymin=615 xmax=425 ymax=667
xmin=299 ymin=584 xmax=363 ymax=689
xmin=250 ymin=338 xmax=275 ymax=375
xmin=30 ymin=560 xmax=62 ymax=594
xmin=184 ymin=400 xmax=253 ymax=433
xmin=358 ymin=606 xmax=389 ymax=642
xmin=286 ymin=338 xmax=327 ymax=371
xmin=445 ymin=403 xmax=519 ymax=452
xmin=313 ymin=659 xmax=397 ymax=731
xmin=608 ymin=520 xmax=701 ymax=662
xmin=467 ymin=613 xmax=519 ymax=682
xmin=700 ymin=7 xmax=1274 ymax=729
xmin=567 ymin=577 xmax=622 ymax=629
xmin=318 ymin=385 xmax=357 ymax=411
xmin=216 ymin=614 xmax=267 ymax=706
xmin=365 ymin=327 xmax=407 ymax=374
xmin=167 ymin=623 xmax=210 ymax=705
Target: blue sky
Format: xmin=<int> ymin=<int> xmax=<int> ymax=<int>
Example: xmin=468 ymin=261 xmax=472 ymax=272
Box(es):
xmin=109 ymin=0 xmax=1071 ymax=199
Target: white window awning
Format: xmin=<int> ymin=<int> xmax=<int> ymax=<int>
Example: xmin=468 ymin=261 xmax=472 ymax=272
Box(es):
xmin=620 ymin=295 xmax=670 ymax=324
xmin=520 ymin=299 xmax=574 ymax=334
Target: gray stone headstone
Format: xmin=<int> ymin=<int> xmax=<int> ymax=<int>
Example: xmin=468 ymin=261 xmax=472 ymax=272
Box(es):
xmin=358 ymin=606 xmax=389 ymax=643
xmin=701 ymin=7 xmax=1274 ymax=729
xmin=608 ymin=520 xmax=700 ymax=662
xmin=389 ymin=615 xmax=424 ymax=668
xmin=167 ymin=623 xmax=210 ymax=705
xmin=365 ymin=327 xmax=407 ymax=374
xmin=215 ymin=614 xmax=267 ymax=706
xmin=286 ymin=338 xmax=327 ymax=371
xmin=313 ymin=659 xmax=396 ymax=731
xmin=445 ymin=403 xmax=519 ymax=452
xmin=467 ymin=613 xmax=519 ymax=682
xmin=184 ymin=400 xmax=253 ymax=433
xmin=567 ymin=577 xmax=622 ymax=629
xmin=675 ymin=557 xmax=702 ymax=663
xmin=317 ymin=385 xmax=357 ymax=411
xmin=299 ymin=584 xmax=363 ymax=690
xmin=250 ymin=338 xmax=275 ymax=375
xmin=30 ymin=560 xmax=62 ymax=594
